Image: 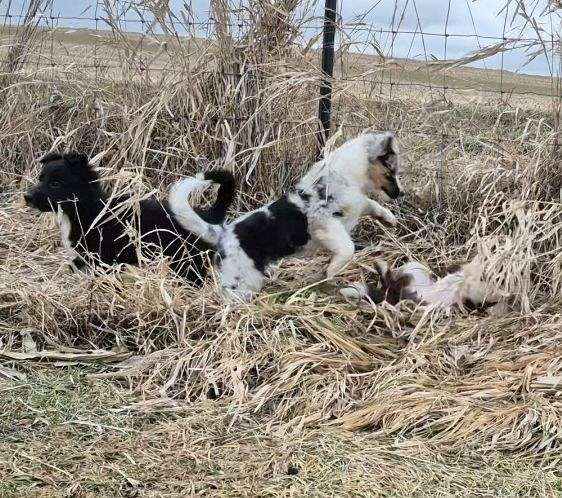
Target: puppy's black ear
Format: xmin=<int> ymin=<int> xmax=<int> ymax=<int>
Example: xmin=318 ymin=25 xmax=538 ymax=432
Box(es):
xmin=383 ymin=132 xmax=397 ymax=151
xmin=64 ymin=152 xmax=99 ymax=183
xmin=64 ymin=152 xmax=90 ymax=171
xmin=367 ymin=284 xmax=386 ymax=304
xmin=40 ymin=152 xmax=63 ymax=163
xmin=378 ymin=133 xmax=399 ymax=163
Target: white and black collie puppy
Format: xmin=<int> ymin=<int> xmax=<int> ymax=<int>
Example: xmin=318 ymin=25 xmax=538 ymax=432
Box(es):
xmin=341 ymin=258 xmax=507 ymax=312
xmin=299 ymin=131 xmax=403 ymax=232
xmin=168 ymin=132 xmax=403 ymax=301
xmin=24 ymin=152 xmax=235 ymax=283
xmin=294 ymin=131 xmax=402 ymax=273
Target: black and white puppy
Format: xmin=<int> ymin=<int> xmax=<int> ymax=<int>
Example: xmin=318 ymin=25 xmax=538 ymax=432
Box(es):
xmin=24 ymin=152 xmax=235 ymax=282
xmin=341 ymin=258 xmax=508 ymax=312
xmin=168 ymin=132 xmax=403 ymax=301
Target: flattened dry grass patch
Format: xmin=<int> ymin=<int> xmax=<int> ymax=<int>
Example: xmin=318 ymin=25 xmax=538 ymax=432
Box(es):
xmin=0 ymin=368 xmax=560 ymax=497
xmin=0 ymin=368 xmax=138 ymax=441
xmin=0 ymin=368 xmax=154 ymax=495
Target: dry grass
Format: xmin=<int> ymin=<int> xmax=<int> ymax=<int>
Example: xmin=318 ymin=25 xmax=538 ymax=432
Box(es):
xmin=0 ymin=1 xmax=561 ymax=496
xmin=1 ymin=369 xmax=560 ymax=496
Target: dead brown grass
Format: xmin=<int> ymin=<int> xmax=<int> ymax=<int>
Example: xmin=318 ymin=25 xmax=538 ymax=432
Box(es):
xmin=2 ymin=369 xmax=559 ymax=496
xmin=1 ymin=368 xmax=560 ymax=496
xmin=0 ymin=1 xmax=561 ymax=496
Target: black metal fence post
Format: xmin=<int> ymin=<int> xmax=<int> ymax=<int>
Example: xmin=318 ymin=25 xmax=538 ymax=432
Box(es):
xmin=317 ymin=0 xmax=337 ymax=155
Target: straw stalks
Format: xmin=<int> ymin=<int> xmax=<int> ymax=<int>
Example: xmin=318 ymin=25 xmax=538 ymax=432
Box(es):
xmin=0 ymin=0 xmax=561 ymax=493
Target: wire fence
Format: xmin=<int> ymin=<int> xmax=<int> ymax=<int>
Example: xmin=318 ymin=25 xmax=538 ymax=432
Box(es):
xmin=2 ymin=3 xmax=560 ymax=98
xmin=1 ymin=0 xmax=561 ymax=198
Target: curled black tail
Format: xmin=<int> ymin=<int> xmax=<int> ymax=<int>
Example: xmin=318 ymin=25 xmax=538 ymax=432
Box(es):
xmin=197 ymin=169 xmax=236 ymax=224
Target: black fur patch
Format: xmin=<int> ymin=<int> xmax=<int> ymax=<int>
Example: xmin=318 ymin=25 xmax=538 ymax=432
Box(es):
xmin=367 ymin=265 xmax=418 ymax=305
xmin=315 ymin=183 xmax=327 ymax=199
xmin=378 ymin=152 xmax=394 ymax=170
xmin=297 ymin=189 xmax=311 ymax=202
xmin=203 ymin=170 xmax=236 ymax=224
xmin=381 ymin=173 xmax=402 ymax=199
xmin=462 ymin=298 xmax=497 ymax=313
xmin=374 ymin=274 xmax=416 ymax=305
xmin=233 ymin=196 xmax=310 ymax=273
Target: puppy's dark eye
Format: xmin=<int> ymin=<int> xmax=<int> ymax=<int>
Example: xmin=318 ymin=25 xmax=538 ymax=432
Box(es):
xmin=50 ymin=180 xmax=61 ymax=188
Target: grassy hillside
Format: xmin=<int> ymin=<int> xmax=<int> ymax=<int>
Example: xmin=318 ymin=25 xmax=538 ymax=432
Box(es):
xmin=0 ymin=26 xmax=557 ymax=103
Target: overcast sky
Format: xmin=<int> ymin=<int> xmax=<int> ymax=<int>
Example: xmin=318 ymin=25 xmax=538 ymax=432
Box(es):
xmin=1 ymin=0 xmax=560 ymax=76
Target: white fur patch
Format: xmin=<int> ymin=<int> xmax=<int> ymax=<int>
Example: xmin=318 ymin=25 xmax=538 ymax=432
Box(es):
xmin=340 ymin=282 xmax=368 ymax=303
xmin=396 ymin=261 xmax=464 ymax=308
xmin=57 ymin=209 xmax=79 ymax=262
xmin=417 ymin=272 xmax=464 ymax=308
xmin=311 ymin=217 xmax=355 ymax=278
xmin=215 ymin=227 xmax=264 ymax=302
xmin=168 ymin=177 xmax=220 ymax=245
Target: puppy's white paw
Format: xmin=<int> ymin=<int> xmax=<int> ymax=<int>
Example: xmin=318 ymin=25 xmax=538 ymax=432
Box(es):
xmin=340 ymin=287 xmax=362 ymax=303
xmin=340 ymin=282 xmax=369 ymax=303
xmin=380 ymin=208 xmax=397 ymax=227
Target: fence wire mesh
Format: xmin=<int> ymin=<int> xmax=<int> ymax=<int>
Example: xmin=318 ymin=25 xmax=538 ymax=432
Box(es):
xmin=1 ymin=0 xmax=561 ymax=206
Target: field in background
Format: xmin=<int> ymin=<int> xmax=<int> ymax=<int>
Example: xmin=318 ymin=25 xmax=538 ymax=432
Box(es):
xmin=1 ymin=5 xmax=561 ymax=497
xmin=0 ymin=26 xmax=557 ymax=106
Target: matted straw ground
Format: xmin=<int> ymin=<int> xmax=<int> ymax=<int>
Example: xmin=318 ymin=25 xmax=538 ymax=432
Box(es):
xmin=1 ymin=2 xmax=561 ymax=496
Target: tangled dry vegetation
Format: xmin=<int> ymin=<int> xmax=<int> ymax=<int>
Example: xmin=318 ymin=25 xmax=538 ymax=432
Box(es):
xmin=0 ymin=1 xmax=561 ymax=495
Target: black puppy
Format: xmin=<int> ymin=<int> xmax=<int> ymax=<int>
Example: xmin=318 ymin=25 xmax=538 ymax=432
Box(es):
xmin=24 ymin=152 xmax=235 ymax=282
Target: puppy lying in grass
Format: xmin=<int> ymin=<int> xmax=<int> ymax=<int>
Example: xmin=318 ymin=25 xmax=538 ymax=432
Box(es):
xmin=341 ymin=257 xmax=509 ymax=313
